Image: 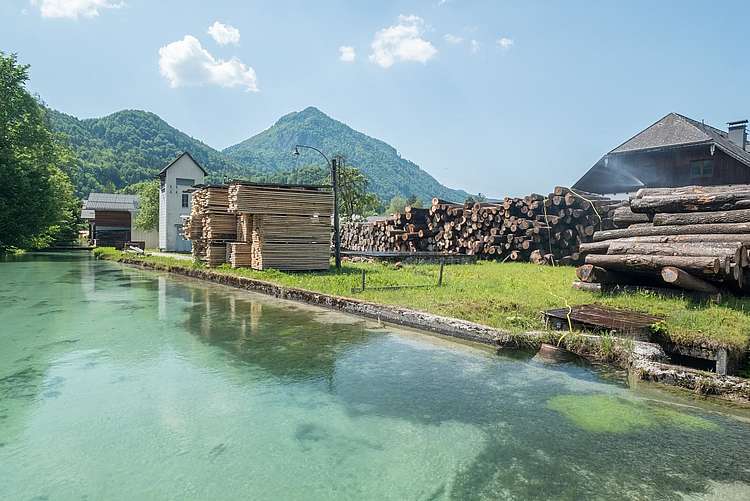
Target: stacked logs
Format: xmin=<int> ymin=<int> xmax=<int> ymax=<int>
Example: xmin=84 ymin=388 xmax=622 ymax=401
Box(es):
xmin=577 ymin=184 xmax=750 ymax=294
xmin=184 ymin=183 xmax=333 ymax=270
xmin=341 ymin=187 xmax=620 ymax=263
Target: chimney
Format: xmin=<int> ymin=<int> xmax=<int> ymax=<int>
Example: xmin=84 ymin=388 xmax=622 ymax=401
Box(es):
xmin=727 ymin=120 xmax=748 ymax=150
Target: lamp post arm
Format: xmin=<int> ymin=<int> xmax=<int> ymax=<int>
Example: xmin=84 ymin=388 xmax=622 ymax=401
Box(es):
xmin=293 ymin=144 xmax=341 ymax=271
xmin=294 ymin=144 xmax=331 ymax=169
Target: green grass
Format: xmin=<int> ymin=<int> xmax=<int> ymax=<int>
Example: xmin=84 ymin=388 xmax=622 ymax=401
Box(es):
xmin=93 ymin=247 xmax=750 ymax=351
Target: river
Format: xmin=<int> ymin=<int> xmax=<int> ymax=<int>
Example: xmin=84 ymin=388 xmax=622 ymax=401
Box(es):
xmin=1 ymin=253 xmax=749 ymax=500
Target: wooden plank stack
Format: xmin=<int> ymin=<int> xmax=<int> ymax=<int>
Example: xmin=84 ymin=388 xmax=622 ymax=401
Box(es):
xmin=341 ymin=187 xmax=620 ymax=264
xmin=228 ymin=183 xmax=334 ymax=216
xmin=182 ymin=186 xmax=235 ymax=266
xmin=184 ymin=183 xmax=333 ymax=270
xmin=227 ymin=242 xmax=253 ymax=268
xmin=577 ymin=184 xmax=750 ymax=294
xmin=250 ymin=214 xmax=330 ymax=271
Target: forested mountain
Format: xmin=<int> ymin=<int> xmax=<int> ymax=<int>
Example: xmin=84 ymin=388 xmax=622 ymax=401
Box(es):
xmin=47 ymin=109 xmax=242 ymax=196
xmin=48 ymin=106 xmax=468 ymax=203
xmin=224 ymin=107 xmax=468 ymax=203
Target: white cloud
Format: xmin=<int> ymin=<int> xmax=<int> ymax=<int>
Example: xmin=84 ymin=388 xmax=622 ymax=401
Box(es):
xmin=369 ymin=15 xmax=438 ymax=69
xmin=207 ymin=21 xmax=241 ymax=46
xmin=158 ymin=35 xmax=258 ymax=92
xmin=31 ymin=0 xmax=124 ymax=19
xmin=443 ymin=34 xmax=463 ymax=45
xmin=497 ymin=37 xmax=514 ymax=50
xmin=470 ymin=39 xmax=480 ymax=53
xmin=339 ymin=46 xmax=356 ymax=62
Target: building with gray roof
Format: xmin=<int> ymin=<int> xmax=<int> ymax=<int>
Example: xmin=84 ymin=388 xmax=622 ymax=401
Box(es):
xmin=574 ymin=113 xmax=749 ymax=194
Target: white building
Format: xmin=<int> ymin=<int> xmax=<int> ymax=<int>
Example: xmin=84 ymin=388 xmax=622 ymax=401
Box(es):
xmin=158 ymin=152 xmax=207 ymax=252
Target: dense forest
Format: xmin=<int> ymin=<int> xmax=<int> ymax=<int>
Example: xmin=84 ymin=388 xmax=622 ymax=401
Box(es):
xmin=47 ymin=109 xmax=243 ymax=197
xmin=47 ymin=106 xmax=469 ymax=204
xmin=224 ymin=107 xmax=468 ymax=203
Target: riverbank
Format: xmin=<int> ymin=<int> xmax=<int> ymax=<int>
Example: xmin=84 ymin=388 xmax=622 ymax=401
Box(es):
xmin=94 ymin=248 xmax=750 ymax=350
xmin=93 ymin=248 xmax=750 ymax=403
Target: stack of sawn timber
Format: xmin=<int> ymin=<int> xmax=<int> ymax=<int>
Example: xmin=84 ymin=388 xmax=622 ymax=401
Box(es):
xmin=184 ymin=183 xmax=334 ymax=271
xmin=577 ymin=184 xmax=750 ymax=294
xmin=228 ymin=183 xmax=333 ymax=271
xmin=340 ymin=187 xmax=620 ymax=264
xmin=182 ymin=186 xmax=235 ymax=266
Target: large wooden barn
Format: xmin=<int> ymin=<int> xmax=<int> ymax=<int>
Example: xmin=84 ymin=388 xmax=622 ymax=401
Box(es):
xmin=80 ymin=193 xmax=157 ymax=248
xmin=574 ymin=113 xmax=750 ymax=195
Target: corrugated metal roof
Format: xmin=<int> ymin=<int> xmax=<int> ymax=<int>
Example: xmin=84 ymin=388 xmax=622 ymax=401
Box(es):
xmin=83 ymin=193 xmax=139 ymax=211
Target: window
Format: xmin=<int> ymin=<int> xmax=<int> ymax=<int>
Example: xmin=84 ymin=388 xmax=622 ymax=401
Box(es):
xmin=182 ymin=193 xmax=189 ymax=208
xmin=690 ymin=159 xmax=714 ymax=179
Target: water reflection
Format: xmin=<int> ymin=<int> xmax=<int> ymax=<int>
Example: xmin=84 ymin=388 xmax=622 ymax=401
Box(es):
xmin=181 ymin=285 xmax=373 ymax=385
xmin=2 ymin=253 xmax=750 ymax=500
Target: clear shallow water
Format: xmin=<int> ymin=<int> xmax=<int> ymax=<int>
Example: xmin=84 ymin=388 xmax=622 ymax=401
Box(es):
xmin=1 ymin=254 xmax=750 ymax=500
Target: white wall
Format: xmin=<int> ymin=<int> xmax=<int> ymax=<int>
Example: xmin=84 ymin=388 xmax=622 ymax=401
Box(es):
xmin=131 ymin=228 xmax=159 ymax=249
xmin=158 ymin=154 xmax=205 ymax=251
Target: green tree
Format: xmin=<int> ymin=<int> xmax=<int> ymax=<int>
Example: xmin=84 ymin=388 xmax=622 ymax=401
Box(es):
xmin=0 ymin=52 xmax=78 ymax=253
xmin=465 ymin=193 xmax=488 ymax=205
xmin=121 ymin=180 xmax=159 ymax=230
xmin=406 ymin=194 xmax=424 ymax=209
xmin=387 ymin=195 xmax=408 ymax=215
xmin=336 ymin=165 xmax=382 ymax=219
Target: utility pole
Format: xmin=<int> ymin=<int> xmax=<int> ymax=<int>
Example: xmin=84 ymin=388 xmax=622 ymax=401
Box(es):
xmin=292 ymin=145 xmax=342 ymax=271
xmin=331 ymin=156 xmax=342 ymax=270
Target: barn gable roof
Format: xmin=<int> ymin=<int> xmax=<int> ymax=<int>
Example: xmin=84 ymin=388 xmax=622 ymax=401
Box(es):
xmin=159 ymin=151 xmax=208 ymax=177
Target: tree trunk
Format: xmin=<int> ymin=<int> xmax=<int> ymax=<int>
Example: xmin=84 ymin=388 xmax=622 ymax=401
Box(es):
xmin=634 ymin=184 xmax=750 ymax=199
xmin=613 ymin=206 xmax=650 ymax=227
xmin=661 ymin=266 xmax=720 ymax=294
xmin=578 ymin=241 xmax=612 ymax=255
xmin=606 ymin=241 xmax=743 ymax=265
xmin=593 ymin=222 xmax=750 ymax=241
xmin=630 ymin=193 xmax=750 ymax=213
xmin=576 ymin=264 xmax=620 ymax=283
xmin=652 ymin=208 xmax=750 ymax=226
xmin=585 ymin=254 xmax=723 ymax=276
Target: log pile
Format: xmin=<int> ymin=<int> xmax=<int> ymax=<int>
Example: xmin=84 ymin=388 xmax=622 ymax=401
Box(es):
xmin=577 ymin=184 xmax=750 ymax=294
xmin=184 ymin=183 xmax=333 ymax=270
xmin=341 ymin=187 xmax=620 ymax=263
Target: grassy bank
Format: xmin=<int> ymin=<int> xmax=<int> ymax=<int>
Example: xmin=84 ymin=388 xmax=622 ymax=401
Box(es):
xmin=94 ymin=247 xmax=750 ymax=351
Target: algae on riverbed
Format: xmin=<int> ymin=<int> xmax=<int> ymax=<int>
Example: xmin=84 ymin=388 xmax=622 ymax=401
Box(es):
xmin=547 ymin=394 xmax=719 ymax=433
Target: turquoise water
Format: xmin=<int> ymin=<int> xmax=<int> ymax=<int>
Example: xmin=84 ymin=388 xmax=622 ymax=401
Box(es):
xmin=1 ymin=253 xmax=750 ymax=500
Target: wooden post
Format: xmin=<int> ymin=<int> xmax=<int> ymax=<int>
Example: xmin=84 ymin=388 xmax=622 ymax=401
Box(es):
xmin=332 ymin=158 xmax=341 ymax=270
xmin=438 ymin=260 xmax=444 ymax=286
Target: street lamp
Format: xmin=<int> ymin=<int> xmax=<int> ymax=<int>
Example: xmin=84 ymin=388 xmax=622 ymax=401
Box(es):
xmin=292 ymin=145 xmax=341 ymax=270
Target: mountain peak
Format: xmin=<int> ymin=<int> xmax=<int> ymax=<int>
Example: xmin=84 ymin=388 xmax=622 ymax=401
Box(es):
xmin=224 ymin=109 xmax=468 ymax=203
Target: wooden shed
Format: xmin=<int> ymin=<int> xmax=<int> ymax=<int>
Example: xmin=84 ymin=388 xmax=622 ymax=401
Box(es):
xmin=81 ymin=193 xmax=157 ymax=248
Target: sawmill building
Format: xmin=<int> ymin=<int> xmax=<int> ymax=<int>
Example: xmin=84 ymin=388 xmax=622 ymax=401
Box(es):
xmin=574 ymin=113 xmax=750 ymax=195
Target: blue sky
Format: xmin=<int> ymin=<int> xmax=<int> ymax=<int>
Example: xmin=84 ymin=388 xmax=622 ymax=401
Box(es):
xmin=2 ymin=0 xmax=748 ymax=197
